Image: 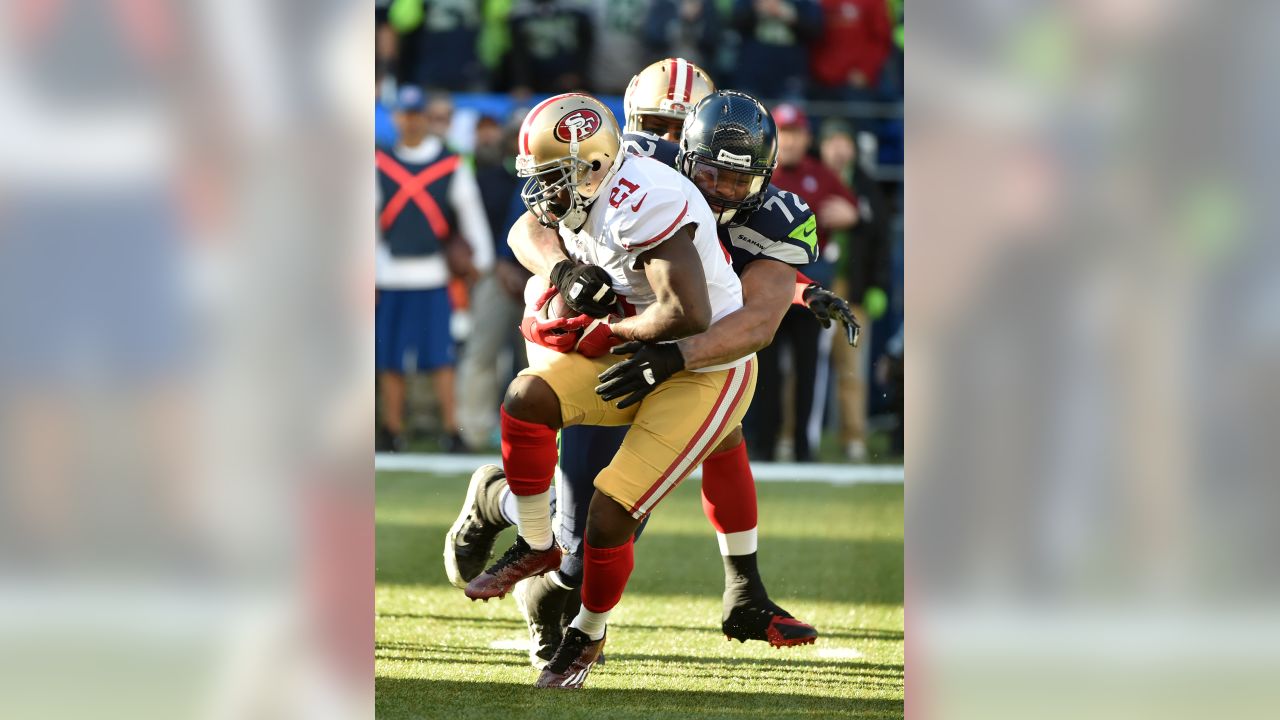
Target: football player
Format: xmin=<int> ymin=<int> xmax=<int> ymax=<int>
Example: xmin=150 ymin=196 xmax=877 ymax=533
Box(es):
xmin=462 ymin=92 xmax=760 ymax=689
xmin=445 ymin=64 xmax=858 ymax=667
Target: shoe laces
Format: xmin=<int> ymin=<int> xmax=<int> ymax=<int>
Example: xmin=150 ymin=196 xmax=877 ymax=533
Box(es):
xmin=491 ymin=536 xmax=533 ymax=573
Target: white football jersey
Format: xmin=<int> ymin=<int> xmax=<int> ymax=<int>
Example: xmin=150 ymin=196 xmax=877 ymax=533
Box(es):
xmin=557 ymin=155 xmax=748 ymax=372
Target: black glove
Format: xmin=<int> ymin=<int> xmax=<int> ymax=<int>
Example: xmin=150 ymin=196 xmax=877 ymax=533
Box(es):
xmin=549 ymin=259 xmax=617 ymax=318
xmin=595 ymin=341 xmax=686 ymax=409
xmin=802 ymin=283 xmax=861 ymax=348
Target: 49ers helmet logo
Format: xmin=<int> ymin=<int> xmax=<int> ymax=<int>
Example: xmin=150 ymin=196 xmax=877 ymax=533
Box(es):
xmin=554 ymin=109 xmax=602 ymax=143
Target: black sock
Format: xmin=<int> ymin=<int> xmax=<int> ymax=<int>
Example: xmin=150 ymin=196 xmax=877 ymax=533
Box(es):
xmin=722 ymin=552 xmax=770 ymax=618
xmin=525 ymin=573 xmax=573 ymax=628
xmin=559 ymin=586 xmax=583 ymax=632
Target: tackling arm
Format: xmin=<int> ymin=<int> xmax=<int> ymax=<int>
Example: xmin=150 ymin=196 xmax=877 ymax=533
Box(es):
xmin=677 ymin=258 xmax=794 ymax=370
xmin=609 ymin=225 xmax=711 ymax=342
xmin=507 ymin=210 xmax=570 ymax=277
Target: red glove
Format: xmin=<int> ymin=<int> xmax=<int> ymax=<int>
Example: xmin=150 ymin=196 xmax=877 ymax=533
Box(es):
xmin=521 ymin=313 xmax=591 ymax=352
xmin=575 ymin=316 xmax=621 ymax=358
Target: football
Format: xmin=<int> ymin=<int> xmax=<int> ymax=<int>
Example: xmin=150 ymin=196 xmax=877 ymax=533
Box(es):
xmin=544 ymin=290 xmax=574 ymax=324
xmin=521 ymin=275 xmax=619 ymax=356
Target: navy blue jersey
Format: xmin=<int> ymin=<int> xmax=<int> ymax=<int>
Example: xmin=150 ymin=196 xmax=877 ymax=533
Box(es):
xmin=622 ymin=132 xmax=818 ymax=272
xmin=720 ymin=184 xmax=819 ymax=274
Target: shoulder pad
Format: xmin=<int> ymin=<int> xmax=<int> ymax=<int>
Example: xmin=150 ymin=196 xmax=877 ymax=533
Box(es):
xmin=731 ymin=186 xmax=819 ymax=266
xmin=613 ymin=181 xmax=691 ymax=254
xmin=622 ymin=132 xmax=680 ymax=169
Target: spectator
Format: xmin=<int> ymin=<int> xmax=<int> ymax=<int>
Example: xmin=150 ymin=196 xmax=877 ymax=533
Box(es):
xmin=743 ymin=103 xmax=858 ymax=462
xmin=730 ymin=0 xmax=824 ymax=100
xmin=820 ymin=119 xmax=891 ymax=461
xmin=808 ymin=0 xmax=894 ymax=102
xmin=589 ymin=0 xmax=658 ymax=95
xmin=509 ymin=0 xmax=594 ymax=95
xmin=643 ymin=0 xmax=721 ymax=83
xmin=455 ymin=114 xmax=530 ymax=449
xmin=389 ymin=0 xmax=488 ymax=91
xmin=376 ymin=86 xmax=494 ymax=453
xmin=422 ymin=92 xmax=456 ymax=143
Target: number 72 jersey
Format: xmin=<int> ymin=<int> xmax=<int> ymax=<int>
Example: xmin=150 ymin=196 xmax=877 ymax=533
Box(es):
xmin=720 ymin=184 xmax=820 ymax=274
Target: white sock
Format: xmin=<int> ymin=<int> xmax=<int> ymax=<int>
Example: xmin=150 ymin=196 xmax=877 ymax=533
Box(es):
xmin=569 ymin=607 xmax=609 ymax=640
xmin=501 ymin=484 xmax=556 ymax=528
xmin=716 ymin=527 xmax=758 ymax=557
xmin=515 ymin=490 xmax=554 ymax=550
xmin=499 ymin=486 xmax=518 ymax=526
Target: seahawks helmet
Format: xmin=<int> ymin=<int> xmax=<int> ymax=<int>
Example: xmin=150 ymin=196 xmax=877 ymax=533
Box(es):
xmin=676 ymin=91 xmax=777 ymax=225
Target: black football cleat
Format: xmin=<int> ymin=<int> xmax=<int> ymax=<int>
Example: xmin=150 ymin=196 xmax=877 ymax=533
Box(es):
xmin=722 ymin=600 xmax=819 ymax=648
xmin=464 ymin=535 xmax=563 ymax=601
xmin=444 ymin=465 xmax=513 ymax=589
xmin=515 ymin=575 xmax=572 ymax=669
xmin=534 ymin=627 xmax=606 ymax=689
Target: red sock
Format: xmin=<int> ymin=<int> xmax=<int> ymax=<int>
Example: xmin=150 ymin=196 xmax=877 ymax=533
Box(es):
xmin=700 ymin=439 xmax=758 ymax=534
xmin=581 ymin=538 xmax=635 ymax=613
xmin=500 ymin=407 xmax=558 ymax=496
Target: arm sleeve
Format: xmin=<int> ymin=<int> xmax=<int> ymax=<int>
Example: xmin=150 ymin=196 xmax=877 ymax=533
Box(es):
xmin=449 ymin=160 xmax=495 ymax=273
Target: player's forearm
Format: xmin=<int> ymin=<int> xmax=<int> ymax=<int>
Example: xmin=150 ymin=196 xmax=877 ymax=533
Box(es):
xmin=681 ymin=260 xmax=794 ymax=369
xmin=609 ymin=301 xmax=709 ymax=343
xmin=615 ymin=226 xmax=711 ymax=342
xmin=676 ymin=304 xmax=775 ymax=370
xmin=508 ymin=211 xmax=570 ymax=277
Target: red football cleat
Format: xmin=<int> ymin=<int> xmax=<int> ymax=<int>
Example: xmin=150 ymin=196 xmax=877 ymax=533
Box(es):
xmin=464 ymin=536 xmax=563 ymax=601
xmin=722 ymin=601 xmax=819 ymax=648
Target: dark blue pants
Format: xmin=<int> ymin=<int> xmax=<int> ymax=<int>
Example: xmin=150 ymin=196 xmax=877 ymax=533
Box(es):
xmin=552 ymin=425 xmax=651 ymax=588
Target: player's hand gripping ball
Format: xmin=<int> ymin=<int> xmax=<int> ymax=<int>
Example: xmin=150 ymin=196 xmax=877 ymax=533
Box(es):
xmin=549 ymin=259 xmax=618 ymax=319
xmin=520 ymin=276 xmax=622 ymax=357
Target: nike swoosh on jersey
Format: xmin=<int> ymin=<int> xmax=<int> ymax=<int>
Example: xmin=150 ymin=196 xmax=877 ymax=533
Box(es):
xmin=630 ymin=193 xmax=648 ymax=212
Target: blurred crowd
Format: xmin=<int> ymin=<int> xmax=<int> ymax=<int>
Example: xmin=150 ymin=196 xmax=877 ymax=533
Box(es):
xmin=375 ymin=0 xmax=903 ymax=103
xmin=374 ymin=0 xmax=905 ymax=463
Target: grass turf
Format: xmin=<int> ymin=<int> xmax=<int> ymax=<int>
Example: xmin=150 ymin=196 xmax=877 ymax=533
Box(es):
xmin=376 ymin=470 xmax=904 ymax=719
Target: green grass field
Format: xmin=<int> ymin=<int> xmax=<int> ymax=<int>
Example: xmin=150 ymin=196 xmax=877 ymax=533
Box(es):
xmin=376 ymin=470 xmax=904 ymax=719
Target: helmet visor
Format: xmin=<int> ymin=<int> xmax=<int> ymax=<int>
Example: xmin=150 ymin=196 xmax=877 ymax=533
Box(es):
xmin=685 ymin=158 xmax=769 ymax=223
